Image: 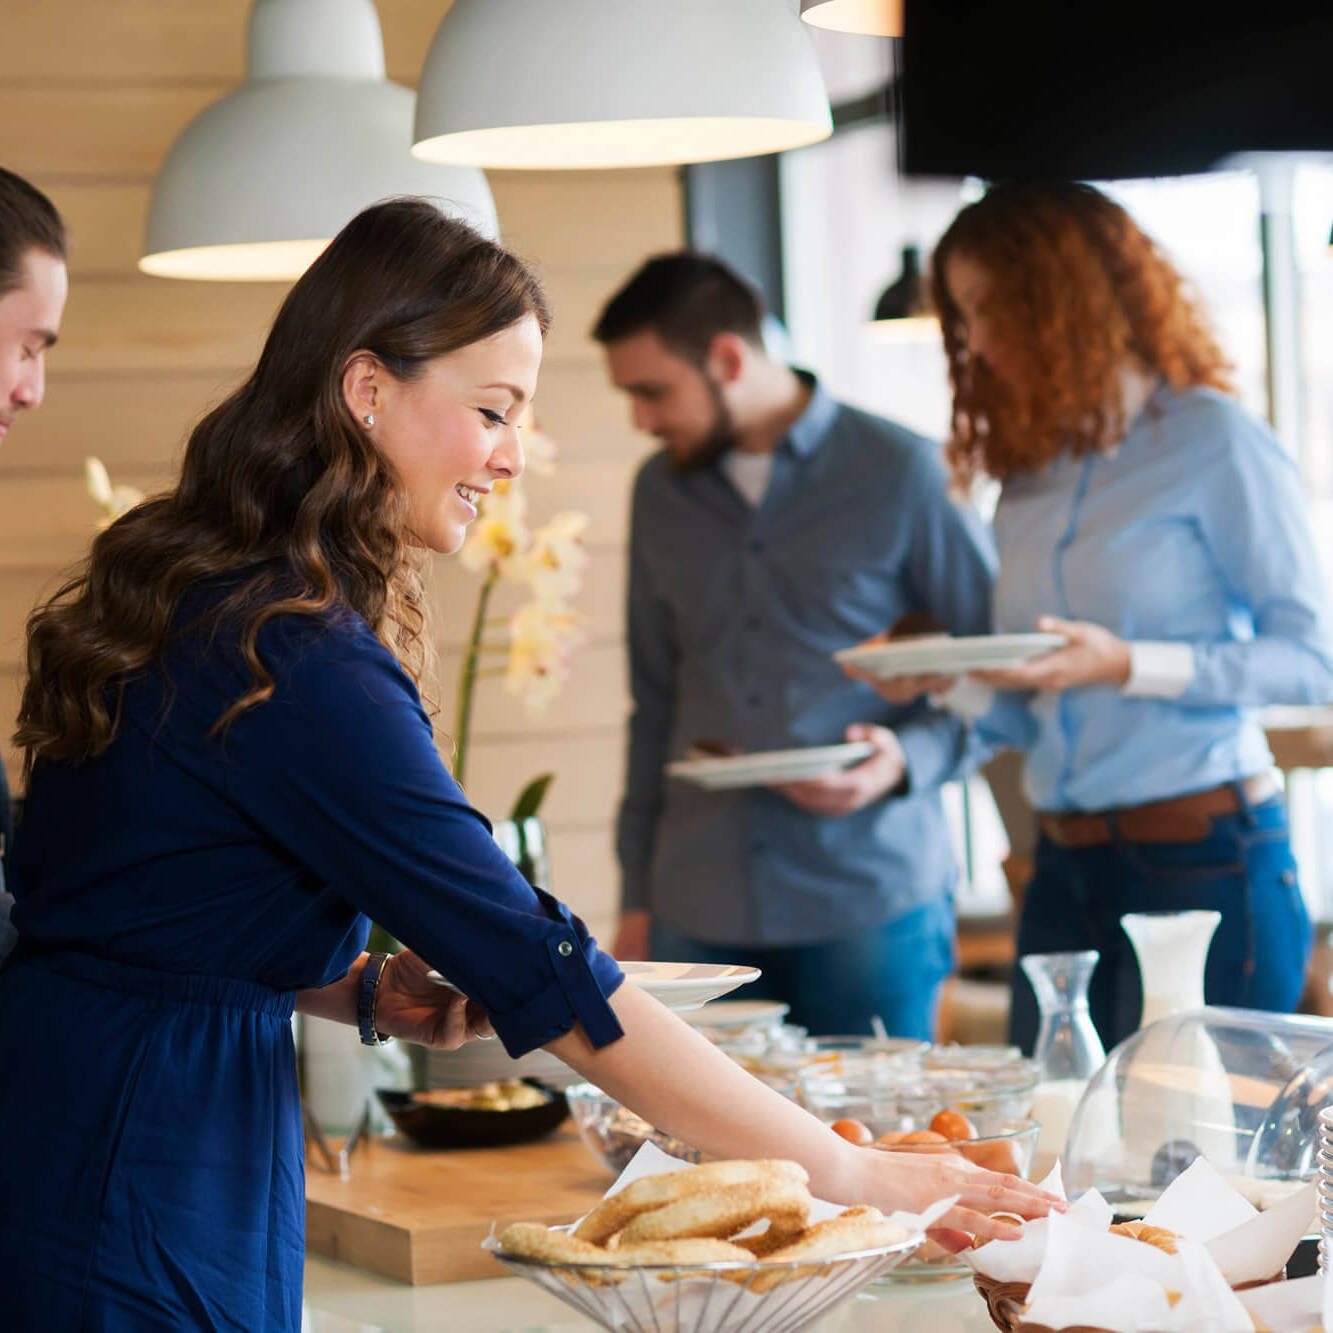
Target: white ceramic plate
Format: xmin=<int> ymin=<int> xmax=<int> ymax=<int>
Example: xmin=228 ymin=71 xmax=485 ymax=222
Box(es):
xmin=834 ymin=632 xmax=1066 ymax=679
xmin=426 ymin=961 xmax=761 ymax=1015
xmin=665 ymin=741 xmax=874 ymax=790
xmin=617 ymin=960 xmax=762 ymax=1011
xmin=684 ymin=998 xmax=790 ymax=1031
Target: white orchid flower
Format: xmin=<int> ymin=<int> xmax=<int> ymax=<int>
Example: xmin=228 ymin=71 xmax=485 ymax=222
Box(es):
xmin=85 ymin=457 xmax=114 ymax=508
xmin=505 ymin=600 xmax=585 ymax=711
xmin=458 ymin=477 xmax=530 ymax=578
xmin=85 ymin=457 xmax=146 ymax=530
xmin=522 ymin=511 xmax=589 ymax=605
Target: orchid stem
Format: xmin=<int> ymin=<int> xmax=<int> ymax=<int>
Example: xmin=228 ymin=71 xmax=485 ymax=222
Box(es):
xmin=453 ymin=571 xmax=497 ymax=788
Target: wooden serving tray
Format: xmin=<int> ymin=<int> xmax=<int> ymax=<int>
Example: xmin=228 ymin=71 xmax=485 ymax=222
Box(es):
xmin=305 ymin=1128 xmax=609 ymax=1284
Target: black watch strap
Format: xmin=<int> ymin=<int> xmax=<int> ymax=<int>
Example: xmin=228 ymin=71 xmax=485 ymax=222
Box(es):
xmin=357 ymin=951 xmax=393 ymax=1046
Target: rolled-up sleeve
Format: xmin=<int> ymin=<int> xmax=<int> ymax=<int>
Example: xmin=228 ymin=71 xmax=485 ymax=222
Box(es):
xmin=213 ymin=616 xmax=625 ymax=1058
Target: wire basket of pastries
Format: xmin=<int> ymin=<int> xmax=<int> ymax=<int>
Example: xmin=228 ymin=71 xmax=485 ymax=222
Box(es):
xmin=487 ymin=1158 xmax=923 ymax=1333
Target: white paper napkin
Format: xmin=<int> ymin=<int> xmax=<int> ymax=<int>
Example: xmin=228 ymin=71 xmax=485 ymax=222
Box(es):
xmin=1238 ymin=1272 xmax=1326 ymax=1332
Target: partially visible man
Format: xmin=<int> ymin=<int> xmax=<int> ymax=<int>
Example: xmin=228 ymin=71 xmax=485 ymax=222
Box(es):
xmin=0 ymin=168 xmax=69 ymax=959
xmin=593 ymin=252 xmax=995 ymax=1038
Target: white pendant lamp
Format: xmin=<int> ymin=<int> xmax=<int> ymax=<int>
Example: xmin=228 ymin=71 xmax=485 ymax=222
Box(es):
xmin=412 ymin=0 xmax=832 ymax=170
xmin=140 ymin=0 xmax=497 ymax=281
xmin=800 ymin=0 xmax=904 ymax=37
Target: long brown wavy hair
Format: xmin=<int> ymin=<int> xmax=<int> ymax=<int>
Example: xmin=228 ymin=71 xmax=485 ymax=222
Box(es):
xmin=17 ymin=198 xmax=549 ymax=777
xmin=930 ymin=181 xmax=1234 ymax=488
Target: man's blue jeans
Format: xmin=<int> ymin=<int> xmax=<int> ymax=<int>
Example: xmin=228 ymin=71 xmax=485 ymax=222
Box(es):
xmin=1008 ymin=792 xmax=1311 ymax=1056
xmin=649 ymin=895 xmax=956 ymax=1039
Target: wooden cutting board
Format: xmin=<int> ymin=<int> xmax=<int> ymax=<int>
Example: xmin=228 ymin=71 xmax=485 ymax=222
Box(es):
xmin=305 ymin=1128 xmax=611 ymax=1284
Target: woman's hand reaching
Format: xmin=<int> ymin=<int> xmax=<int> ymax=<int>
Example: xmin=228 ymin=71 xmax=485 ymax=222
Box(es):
xmin=373 ymin=950 xmax=497 ymax=1049
xmin=846 ymin=1144 xmax=1058 ymax=1251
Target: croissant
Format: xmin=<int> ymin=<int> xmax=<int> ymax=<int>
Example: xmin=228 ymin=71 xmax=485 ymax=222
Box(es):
xmin=1108 ymin=1220 xmax=1180 ymax=1254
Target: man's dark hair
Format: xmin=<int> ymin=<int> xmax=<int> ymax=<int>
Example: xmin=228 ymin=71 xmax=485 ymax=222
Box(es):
xmin=591 ymin=252 xmax=765 ymax=365
xmin=0 ymin=168 xmax=67 ymax=297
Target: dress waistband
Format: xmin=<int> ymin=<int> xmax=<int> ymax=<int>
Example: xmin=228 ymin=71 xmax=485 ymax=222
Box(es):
xmin=7 ymin=940 xmax=295 ymax=1018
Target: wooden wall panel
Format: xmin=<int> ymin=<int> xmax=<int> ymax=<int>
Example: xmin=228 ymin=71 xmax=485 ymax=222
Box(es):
xmin=3 ymin=0 xmax=455 ymax=89
xmin=544 ymin=827 xmax=620 ymax=941
xmin=463 ymin=731 xmax=624 ymax=834
xmin=1 ymin=373 xmax=237 ymax=473
xmin=54 ymin=279 xmax=282 ymax=375
xmin=35 ymin=183 xmax=151 ymax=278
xmin=0 ymin=0 xmax=683 ymax=934
xmin=0 ymin=88 xmax=223 ymax=181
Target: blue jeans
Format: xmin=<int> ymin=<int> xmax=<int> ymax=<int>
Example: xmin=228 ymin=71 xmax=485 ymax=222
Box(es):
xmin=649 ymin=896 xmax=956 ymax=1039
xmin=1008 ymin=792 xmax=1311 ymax=1056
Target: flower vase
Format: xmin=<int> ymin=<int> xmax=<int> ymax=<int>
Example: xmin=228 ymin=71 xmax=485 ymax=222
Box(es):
xmin=492 ymin=815 xmax=550 ymax=889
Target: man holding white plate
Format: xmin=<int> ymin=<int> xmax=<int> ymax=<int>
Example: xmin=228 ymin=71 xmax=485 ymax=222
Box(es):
xmin=592 ymin=253 xmax=995 ymax=1039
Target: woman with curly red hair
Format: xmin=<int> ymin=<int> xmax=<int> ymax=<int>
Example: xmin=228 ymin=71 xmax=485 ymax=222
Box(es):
xmin=861 ymin=181 xmax=1333 ymax=1052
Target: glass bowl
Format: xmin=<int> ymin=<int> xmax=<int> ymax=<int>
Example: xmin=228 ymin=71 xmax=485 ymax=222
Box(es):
xmin=798 ymin=1061 xmax=1038 ymax=1130
xmin=925 ymin=1044 xmax=1027 ymax=1072
xmin=719 ymin=1035 xmax=925 ymax=1094
xmin=874 ymin=1115 xmax=1040 ymax=1176
xmin=564 ymin=1083 xmax=704 ymax=1175
xmin=872 ymin=1116 xmax=1040 ymax=1283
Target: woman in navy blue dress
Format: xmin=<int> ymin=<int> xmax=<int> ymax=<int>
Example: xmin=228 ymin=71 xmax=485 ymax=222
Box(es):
xmin=0 ymin=200 xmax=1057 ymax=1329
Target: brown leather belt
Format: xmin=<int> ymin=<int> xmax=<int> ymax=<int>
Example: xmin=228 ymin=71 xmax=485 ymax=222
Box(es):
xmin=1038 ymin=773 xmax=1281 ymax=849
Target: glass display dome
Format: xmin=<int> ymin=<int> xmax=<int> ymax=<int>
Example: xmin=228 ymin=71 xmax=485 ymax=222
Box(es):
xmin=1064 ymin=1006 xmax=1333 ymax=1211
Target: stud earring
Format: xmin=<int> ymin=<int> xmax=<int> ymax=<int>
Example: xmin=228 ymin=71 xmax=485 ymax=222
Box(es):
xmin=363 ymin=414 xmax=375 ymax=427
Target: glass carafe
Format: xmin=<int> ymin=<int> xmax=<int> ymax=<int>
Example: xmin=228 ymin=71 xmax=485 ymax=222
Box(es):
xmin=1021 ymin=950 xmax=1106 ymax=1174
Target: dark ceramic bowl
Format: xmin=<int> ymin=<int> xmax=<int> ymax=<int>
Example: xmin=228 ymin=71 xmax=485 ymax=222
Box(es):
xmin=376 ymin=1080 xmax=568 ymax=1150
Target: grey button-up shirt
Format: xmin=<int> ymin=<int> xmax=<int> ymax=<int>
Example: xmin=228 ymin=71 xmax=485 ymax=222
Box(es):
xmin=616 ymin=380 xmax=997 ymax=947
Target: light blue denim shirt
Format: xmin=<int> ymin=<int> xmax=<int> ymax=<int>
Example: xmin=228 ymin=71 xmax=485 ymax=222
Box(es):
xmin=617 ymin=378 xmax=997 ymax=947
xmin=978 ymin=384 xmax=1333 ymax=812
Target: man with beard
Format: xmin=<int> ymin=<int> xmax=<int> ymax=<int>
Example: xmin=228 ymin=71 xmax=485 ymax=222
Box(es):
xmin=592 ymin=252 xmax=996 ymax=1038
xmin=0 ymin=168 xmax=68 ymax=961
